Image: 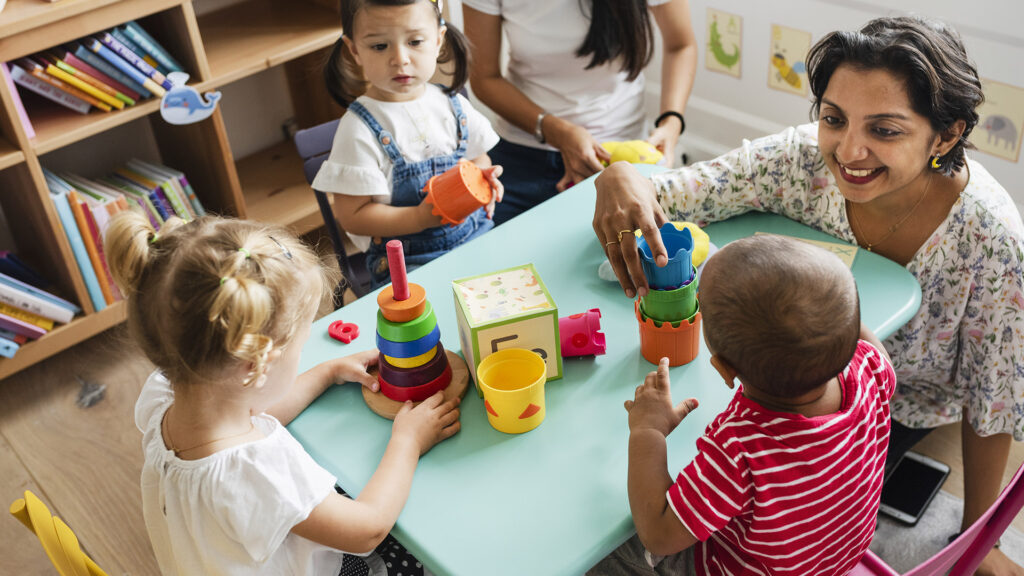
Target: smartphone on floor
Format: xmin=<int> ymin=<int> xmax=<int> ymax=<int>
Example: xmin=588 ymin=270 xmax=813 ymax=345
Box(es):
xmin=879 ymin=450 xmax=951 ymax=526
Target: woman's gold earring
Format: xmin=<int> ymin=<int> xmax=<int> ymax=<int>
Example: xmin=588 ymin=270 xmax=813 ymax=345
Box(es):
xmin=930 ymin=155 xmax=942 ymax=169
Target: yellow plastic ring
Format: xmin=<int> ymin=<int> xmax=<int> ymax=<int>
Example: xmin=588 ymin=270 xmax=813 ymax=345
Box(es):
xmin=384 ymin=344 xmax=441 ymax=369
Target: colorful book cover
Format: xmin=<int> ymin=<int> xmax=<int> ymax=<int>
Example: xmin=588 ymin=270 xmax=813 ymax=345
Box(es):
xmin=112 ymin=170 xmax=175 ymax=220
xmin=123 ymin=162 xmax=192 ymax=219
xmin=1 ymin=63 xmax=35 ymax=138
xmin=48 ymin=53 xmax=135 ymax=106
xmin=71 ymin=43 xmax=150 ymax=99
xmin=0 ymin=280 xmax=74 ymax=323
xmin=20 ymin=58 xmax=110 ymax=111
xmin=66 ymin=190 xmax=114 ymax=305
xmin=99 ymin=32 xmax=172 ymax=91
xmin=44 ymin=62 xmax=123 ymax=109
xmin=134 ymin=159 xmax=206 ymax=216
xmin=9 ymin=63 xmax=91 ymax=114
xmin=122 ymin=21 xmax=184 ymax=73
xmin=0 ymin=333 xmax=19 ymax=358
xmin=86 ymin=38 xmax=165 ymax=97
xmin=0 ymin=269 xmax=79 ymax=316
xmin=101 ymin=176 xmax=167 ymax=224
xmin=109 ymin=27 xmax=162 ymax=73
xmin=49 ymin=190 xmax=106 ymax=311
xmin=0 ymin=302 xmax=54 ymax=330
xmin=63 ymin=51 xmax=140 ymax=101
xmin=0 ymin=310 xmax=47 ymax=339
xmin=80 ymin=198 xmax=122 ymax=302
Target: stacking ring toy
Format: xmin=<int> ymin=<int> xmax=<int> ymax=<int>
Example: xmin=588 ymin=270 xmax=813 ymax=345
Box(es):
xmin=377 ymin=282 xmax=427 ymax=323
xmin=328 ymin=320 xmax=360 ymax=343
xmin=378 ymin=345 xmax=448 ymax=388
xmin=379 ymin=364 xmax=452 ymax=402
xmin=376 ymin=301 xmax=437 ymax=343
xmin=385 ymin=343 xmax=441 ymax=369
xmin=377 ymin=324 xmax=441 ymax=358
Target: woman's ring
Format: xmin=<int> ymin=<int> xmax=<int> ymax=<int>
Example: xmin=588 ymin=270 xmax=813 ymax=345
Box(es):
xmin=617 ymin=229 xmax=633 ymax=242
xmin=605 ymin=240 xmax=619 ymax=247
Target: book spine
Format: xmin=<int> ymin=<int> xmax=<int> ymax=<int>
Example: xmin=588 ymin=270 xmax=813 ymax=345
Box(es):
xmin=0 ymin=333 xmax=19 ymax=358
xmin=158 ymin=181 xmax=190 ymax=220
xmin=73 ymin=45 xmax=150 ymax=99
xmin=110 ymin=28 xmax=163 ymax=74
xmin=178 ymin=177 xmax=206 ymax=216
xmin=45 ymin=64 xmax=123 ymax=109
xmin=0 ymin=281 xmax=74 ymax=323
xmin=0 ymin=327 xmax=29 ymax=345
xmin=10 ymin=65 xmax=91 ymax=114
xmin=0 ymin=271 xmax=80 ymax=315
xmin=28 ymin=66 xmax=110 ymax=112
xmin=51 ymin=192 xmax=106 ymax=311
xmin=0 ymin=312 xmax=47 ymax=339
xmin=54 ymin=59 xmax=133 ymax=106
xmin=97 ymin=34 xmax=171 ymax=92
xmin=122 ymin=21 xmax=184 ymax=73
xmin=81 ymin=201 xmax=122 ymax=302
xmin=67 ymin=191 xmax=114 ymax=305
xmin=1 ymin=63 xmax=35 ymax=138
xmin=86 ymin=39 xmax=165 ymax=97
xmin=63 ymin=52 xmax=138 ymax=102
xmin=0 ymin=302 xmax=54 ymax=330
xmin=0 ymin=254 xmax=51 ymax=290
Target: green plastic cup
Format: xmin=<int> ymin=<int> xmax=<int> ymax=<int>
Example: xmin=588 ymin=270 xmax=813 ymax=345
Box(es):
xmin=639 ymin=267 xmax=697 ymax=322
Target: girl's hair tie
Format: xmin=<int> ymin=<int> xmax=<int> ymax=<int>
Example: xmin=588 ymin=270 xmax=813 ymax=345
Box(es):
xmin=149 ymin=233 xmax=160 ymax=244
xmin=238 ymin=247 xmax=251 ymax=259
xmin=220 ymin=277 xmax=229 ymax=286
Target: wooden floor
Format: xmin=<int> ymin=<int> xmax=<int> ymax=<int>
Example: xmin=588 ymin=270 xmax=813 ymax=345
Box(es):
xmin=2 ymin=321 xmax=1023 ymax=573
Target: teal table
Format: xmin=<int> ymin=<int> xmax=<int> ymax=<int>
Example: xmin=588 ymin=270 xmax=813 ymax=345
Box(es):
xmin=290 ymin=165 xmax=921 ymax=576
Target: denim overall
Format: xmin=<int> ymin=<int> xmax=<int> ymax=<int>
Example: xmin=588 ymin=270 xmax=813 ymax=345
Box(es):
xmin=347 ymin=92 xmax=493 ymax=289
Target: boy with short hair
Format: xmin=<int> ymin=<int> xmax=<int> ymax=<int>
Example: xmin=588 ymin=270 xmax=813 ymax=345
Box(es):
xmin=592 ymin=234 xmax=895 ymax=576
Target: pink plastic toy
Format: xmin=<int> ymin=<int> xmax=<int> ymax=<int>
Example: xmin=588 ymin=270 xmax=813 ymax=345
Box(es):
xmin=386 ymin=239 xmax=409 ymax=300
xmin=329 ymin=320 xmax=360 ymax=344
xmin=558 ymin=308 xmax=606 ymax=357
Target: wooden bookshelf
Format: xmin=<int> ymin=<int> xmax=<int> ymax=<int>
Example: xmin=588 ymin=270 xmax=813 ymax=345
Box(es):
xmin=0 ymin=0 xmax=344 ymax=380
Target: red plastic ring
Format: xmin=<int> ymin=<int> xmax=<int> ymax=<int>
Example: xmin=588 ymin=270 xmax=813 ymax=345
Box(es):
xmin=378 ymin=344 xmax=448 ymax=388
xmin=379 ymin=364 xmax=452 ymax=402
xmin=328 ymin=320 xmax=360 ymax=343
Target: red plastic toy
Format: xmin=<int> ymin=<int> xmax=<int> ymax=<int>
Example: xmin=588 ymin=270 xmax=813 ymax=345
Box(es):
xmin=328 ymin=320 xmax=360 ymax=344
xmin=559 ymin=308 xmax=606 ymax=357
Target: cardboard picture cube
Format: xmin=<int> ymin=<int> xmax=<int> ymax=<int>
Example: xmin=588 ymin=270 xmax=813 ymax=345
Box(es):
xmin=453 ymin=264 xmax=562 ymax=392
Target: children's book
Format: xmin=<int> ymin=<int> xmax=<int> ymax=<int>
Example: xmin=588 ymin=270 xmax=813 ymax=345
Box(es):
xmin=62 ymin=51 xmax=140 ymax=101
xmin=109 ymin=27 xmax=162 ymax=74
xmin=0 ymin=270 xmax=80 ymax=317
xmin=1 ymin=63 xmax=34 ymax=138
xmin=86 ymin=38 xmax=165 ymax=97
xmin=9 ymin=63 xmax=90 ymax=114
xmin=19 ymin=57 xmax=109 ymax=111
xmin=71 ymin=43 xmax=151 ymax=99
xmin=129 ymin=159 xmax=206 ymax=216
xmin=110 ymin=170 xmax=175 ymax=220
xmin=99 ymin=32 xmax=172 ymax=91
xmin=0 ymin=279 xmax=75 ymax=323
xmin=47 ymin=188 xmax=106 ymax=312
xmin=43 ymin=51 xmax=134 ymax=106
xmin=121 ymin=21 xmax=184 ymax=74
xmin=102 ymin=175 xmax=169 ymax=224
xmin=42 ymin=61 xmax=122 ymax=110
xmin=0 ymin=252 xmax=51 ymax=290
xmin=0 ymin=310 xmax=47 ymax=339
xmin=0 ymin=327 xmax=27 ymax=345
xmin=65 ymin=189 xmax=114 ymax=305
xmin=0 ymin=332 xmax=19 ymax=358
xmin=122 ymin=163 xmax=192 ymax=219
xmin=0 ymin=302 xmax=54 ymax=330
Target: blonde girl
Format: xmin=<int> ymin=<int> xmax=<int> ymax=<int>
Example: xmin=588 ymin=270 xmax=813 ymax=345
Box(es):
xmin=107 ymin=212 xmax=460 ymax=575
xmin=314 ymin=0 xmax=504 ymax=288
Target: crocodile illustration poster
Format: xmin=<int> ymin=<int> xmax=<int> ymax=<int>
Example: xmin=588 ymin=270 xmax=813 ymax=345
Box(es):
xmin=767 ymin=24 xmax=810 ymax=97
xmin=970 ymin=78 xmax=1024 ymax=163
xmin=706 ymin=8 xmax=742 ymax=78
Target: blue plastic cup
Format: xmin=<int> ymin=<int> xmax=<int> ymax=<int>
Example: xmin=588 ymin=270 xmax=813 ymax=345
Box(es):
xmin=637 ymin=223 xmax=693 ymax=290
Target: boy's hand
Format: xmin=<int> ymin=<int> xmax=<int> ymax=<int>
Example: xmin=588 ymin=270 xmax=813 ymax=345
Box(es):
xmin=624 ymin=357 xmax=698 ymax=437
xmin=481 ymin=165 xmax=504 ymax=219
xmin=328 ymin=348 xmax=379 ymax=391
xmin=392 ymin=391 xmax=461 ymax=455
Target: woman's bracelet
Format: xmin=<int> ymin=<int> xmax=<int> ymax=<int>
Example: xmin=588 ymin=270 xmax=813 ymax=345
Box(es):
xmin=654 ymin=111 xmax=686 ymax=135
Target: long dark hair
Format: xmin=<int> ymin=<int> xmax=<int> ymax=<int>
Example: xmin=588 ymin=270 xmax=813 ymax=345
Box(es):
xmin=806 ymin=16 xmax=984 ymax=176
xmin=325 ymin=0 xmax=470 ymax=107
xmin=576 ymin=0 xmax=654 ymax=81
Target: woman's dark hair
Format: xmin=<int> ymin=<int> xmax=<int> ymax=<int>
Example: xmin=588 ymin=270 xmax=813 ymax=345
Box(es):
xmin=325 ymin=0 xmax=470 ymax=107
xmin=576 ymin=0 xmax=654 ymax=81
xmin=806 ymin=16 xmax=984 ymax=176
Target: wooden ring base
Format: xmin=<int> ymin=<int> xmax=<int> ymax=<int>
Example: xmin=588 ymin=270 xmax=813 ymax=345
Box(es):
xmin=363 ymin=350 xmax=469 ymax=420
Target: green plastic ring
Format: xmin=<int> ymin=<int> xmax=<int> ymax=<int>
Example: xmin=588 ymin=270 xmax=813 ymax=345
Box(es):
xmin=376 ymin=300 xmax=437 ymax=343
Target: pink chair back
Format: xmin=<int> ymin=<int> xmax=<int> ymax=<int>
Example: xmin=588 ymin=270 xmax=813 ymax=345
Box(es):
xmin=852 ymin=460 xmax=1024 ymax=576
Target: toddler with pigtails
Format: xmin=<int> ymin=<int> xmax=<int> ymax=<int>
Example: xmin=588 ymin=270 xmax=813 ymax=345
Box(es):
xmin=107 ymin=212 xmax=459 ymax=575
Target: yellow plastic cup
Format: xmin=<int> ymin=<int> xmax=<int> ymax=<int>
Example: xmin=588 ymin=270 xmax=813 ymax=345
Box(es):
xmin=476 ymin=348 xmax=547 ymax=434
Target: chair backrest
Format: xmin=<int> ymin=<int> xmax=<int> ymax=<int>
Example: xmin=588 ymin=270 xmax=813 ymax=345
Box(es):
xmin=10 ymin=490 xmax=108 ymax=576
xmin=294 ymin=119 xmax=369 ymax=300
xmin=853 ymin=459 xmax=1024 ymax=576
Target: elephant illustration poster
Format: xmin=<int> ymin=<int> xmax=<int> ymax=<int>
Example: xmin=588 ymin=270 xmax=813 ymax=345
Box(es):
xmin=970 ymin=78 xmax=1024 ymax=163
xmin=706 ymin=8 xmax=742 ymax=78
xmin=767 ymin=25 xmax=811 ymax=97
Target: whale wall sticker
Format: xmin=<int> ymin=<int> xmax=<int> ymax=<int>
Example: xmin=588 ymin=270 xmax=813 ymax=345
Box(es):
xmin=160 ymin=72 xmax=221 ymax=125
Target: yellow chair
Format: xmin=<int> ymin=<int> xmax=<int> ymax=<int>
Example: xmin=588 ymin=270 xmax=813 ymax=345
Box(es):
xmin=9 ymin=490 xmax=107 ymax=576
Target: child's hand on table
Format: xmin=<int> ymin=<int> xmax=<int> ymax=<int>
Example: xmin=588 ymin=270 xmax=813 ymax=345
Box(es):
xmin=481 ymin=165 xmax=504 ymax=219
xmin=392 ymin=391 xmax=461 ymax=455
xmin=327 ymin=348 xmax=380 ymax=391
xmin=625 ymin=357 xmax=699 ymax=438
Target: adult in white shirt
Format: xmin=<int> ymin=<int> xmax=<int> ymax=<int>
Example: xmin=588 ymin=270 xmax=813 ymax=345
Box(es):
xmin=463 ymin=0 xmax=697 ymax=224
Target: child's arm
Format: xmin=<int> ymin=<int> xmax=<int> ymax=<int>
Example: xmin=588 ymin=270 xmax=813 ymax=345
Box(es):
xmin=333 ymin=194 xmax=442 ymax=238
xmin=291 ymin=391 xmax=461 ymax=554
xmin=626 ymin=358 xmax=700 ymax=556
xmin=469 ymin=154 xmax=504 ymax=219
xmin=267 ymin=349 xmax=378 ymax=426
xmin=859 ymin=322 xmax=891 ymax=363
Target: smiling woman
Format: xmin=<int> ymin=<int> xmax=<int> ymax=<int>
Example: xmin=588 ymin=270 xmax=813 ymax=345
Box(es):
xmin=591 ymin=15 xmax=1024 ymax=576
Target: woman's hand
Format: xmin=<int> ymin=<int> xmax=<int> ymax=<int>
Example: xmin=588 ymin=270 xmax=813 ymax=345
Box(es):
xmin=546 ymin=116 xmax=612 ymax=191
xmin=392 ymin=391 xmax=461 ymax=455
xmin=481 ymin=165 xmax=504 ymax=219
xmin=593 ymin=162 xmax=669 ymax=298
xmin=647 ymin=121 xmax=682 ymax=168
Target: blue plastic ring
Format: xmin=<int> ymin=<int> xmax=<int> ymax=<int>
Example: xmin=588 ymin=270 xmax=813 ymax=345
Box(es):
xmin=377 ymin=324 xmax=442 ymax=358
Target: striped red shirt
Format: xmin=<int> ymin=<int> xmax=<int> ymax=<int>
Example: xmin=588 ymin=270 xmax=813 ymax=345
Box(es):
xmin=668 ymin=340 xmax=895 ymax=576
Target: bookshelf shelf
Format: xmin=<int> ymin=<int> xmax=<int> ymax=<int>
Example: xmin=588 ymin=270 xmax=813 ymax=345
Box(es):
xmin=0 ymin=0 xmax=345 ymax=380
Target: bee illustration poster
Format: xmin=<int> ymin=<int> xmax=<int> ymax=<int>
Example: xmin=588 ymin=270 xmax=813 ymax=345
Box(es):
xmin=970 ymin=78 xmax=1024 ymax=163
xmin=767 ymin=24 xmax=811 ymax=97
xmin=706 ymin=8 xmax=742 ymax=78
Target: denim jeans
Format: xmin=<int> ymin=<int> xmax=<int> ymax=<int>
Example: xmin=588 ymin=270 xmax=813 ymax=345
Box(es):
xmin=488 ymin=139 xmax=564 ymax=225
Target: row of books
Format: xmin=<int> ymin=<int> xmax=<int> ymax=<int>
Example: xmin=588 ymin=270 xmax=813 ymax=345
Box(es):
xmin=3 ymin=20 xmax=183 ymax=131
xmin=45 ymin=160 xmax=205 ymax=314
xmin=0 ymin=253 xmax=82 ymax=359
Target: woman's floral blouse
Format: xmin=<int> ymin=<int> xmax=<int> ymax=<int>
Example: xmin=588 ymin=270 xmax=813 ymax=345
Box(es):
xmin=650 ymin=123 xmax=1024 ymax=439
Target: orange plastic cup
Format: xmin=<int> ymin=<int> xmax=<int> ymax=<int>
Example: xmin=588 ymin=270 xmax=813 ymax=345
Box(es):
xmin=635 ymin=300 xmax=702 ymax=367
xmin=423 ymin=159 xmax=493 ymax=226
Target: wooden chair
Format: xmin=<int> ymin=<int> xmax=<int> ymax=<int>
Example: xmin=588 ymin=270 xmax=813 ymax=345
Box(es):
xmin=294 ymin=119 xmax=372 ymax=302
xmin=852 ymin=460 xmax=1024 ymax=575
xmin=9 ymin=490 xmax=107 ymax=576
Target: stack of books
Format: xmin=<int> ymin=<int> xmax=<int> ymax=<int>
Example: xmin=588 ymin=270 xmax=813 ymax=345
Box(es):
xmin=0 ymin=253 xmax=82 ymax=359
xmin=44 ymin=161 xmax=206 ymax=313
xmin=3 ymin=20 xmax=183 ymax=124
